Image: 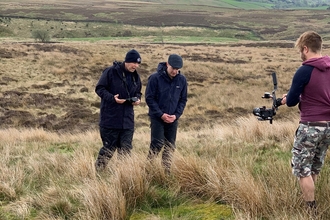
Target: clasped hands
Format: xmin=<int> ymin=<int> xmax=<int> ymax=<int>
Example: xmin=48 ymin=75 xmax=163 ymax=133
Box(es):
xmin=161 ymin=113 xmax=176 ymax=123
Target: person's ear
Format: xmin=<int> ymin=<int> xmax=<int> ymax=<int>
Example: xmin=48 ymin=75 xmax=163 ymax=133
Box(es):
xmin=303 ymin=46 xmax=309 ymax=53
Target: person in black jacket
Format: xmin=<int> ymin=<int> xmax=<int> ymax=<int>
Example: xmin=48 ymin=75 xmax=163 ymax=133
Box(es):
xmin=95 ymin=49 xmax=142 ymax=171
xmin=145 ymin=54 xmax=188 ymax=174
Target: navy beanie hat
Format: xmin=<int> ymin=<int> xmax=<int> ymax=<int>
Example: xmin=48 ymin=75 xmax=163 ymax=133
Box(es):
xmin=125 ymin=49 xmax=141 ymax=63
xmin=168 ymin=54 xmax=183 ymax=69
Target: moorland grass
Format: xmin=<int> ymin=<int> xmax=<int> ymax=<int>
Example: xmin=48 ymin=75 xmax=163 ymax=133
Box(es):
xmin=1 ymin=1 xmax=330 ymax=41
xmin=1 ymin=1 xmax=330 ymax=219
xmin=0 ymin=43 xmax=329 ymax=219
xmin=2 ymin=118 xmax=330 ymax=219
xmin=0 ymin=17 xmax=257 ymax=42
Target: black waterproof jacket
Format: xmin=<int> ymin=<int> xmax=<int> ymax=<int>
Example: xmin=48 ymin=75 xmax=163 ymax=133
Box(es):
xmin=145 ymin=62 xmax=187 ymax=120
xmin=96 ymin=62 xmax=142 ymax=129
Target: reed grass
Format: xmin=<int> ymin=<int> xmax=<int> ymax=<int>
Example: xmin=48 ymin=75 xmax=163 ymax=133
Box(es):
xmin=1 ymin=27 xmax=330 ymax=218
xmin=1 ymin=113 xmax=330 ymax=219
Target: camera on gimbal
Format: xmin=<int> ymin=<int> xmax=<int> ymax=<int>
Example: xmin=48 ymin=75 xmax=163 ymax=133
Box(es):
xmin=252 ymin=72 xmax=282 ymax=124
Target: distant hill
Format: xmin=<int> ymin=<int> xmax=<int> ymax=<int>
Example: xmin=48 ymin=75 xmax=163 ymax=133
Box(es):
xmin=241 ymin=0 xmax=330 ymax=8
xmin=137 ymin=0 xmax=330 ymax=9
xmin=1 ymin=0 xmax=330 ymax=42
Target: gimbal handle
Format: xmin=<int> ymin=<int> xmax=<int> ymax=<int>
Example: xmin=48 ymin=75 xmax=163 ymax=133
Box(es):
xmin=271 ymin=72 xmax=278 ymax=110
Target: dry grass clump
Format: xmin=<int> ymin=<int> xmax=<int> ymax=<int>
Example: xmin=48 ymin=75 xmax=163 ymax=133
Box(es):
xmin=1 ymin=34 xmax=330 ymax=219
xmin=1 ymin=120 xmax=330 ymax=219
xmin=79 ymin=179 xmax=127 ymax=219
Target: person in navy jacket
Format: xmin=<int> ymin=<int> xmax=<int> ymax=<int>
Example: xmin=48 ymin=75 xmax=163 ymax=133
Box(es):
xmin=145 ymin=54 xmax=188 ymax=174
xmin=95 ymin=49 xmax=142 ymax=171
xmin=281 ymin=31 xmax=330 ymax=214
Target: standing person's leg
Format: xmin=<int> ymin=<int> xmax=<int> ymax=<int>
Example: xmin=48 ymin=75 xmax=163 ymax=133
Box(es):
xmin=95 ymin=127 xmax=119 ymax=171
xmin=299 ymin=141 xmax=328 ymax=216
xmin=117 ymin=128 xmax=134 ymax=158
xmin=304 ymin=127 xmax=330 ymax=206
xmin=162 ymin=120 xmax=178 ymax=174
xmin=147 ymin=117 xmax=165 ymax=160
xmin=292 ymin=125 xmax=329 ymax=211
xmin=299 ymin=176 xmax=316 ymax=202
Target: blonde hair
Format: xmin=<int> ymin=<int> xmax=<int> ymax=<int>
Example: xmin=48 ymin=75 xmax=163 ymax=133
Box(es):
xmin=295 ymin=31 xmax=322 ymax=53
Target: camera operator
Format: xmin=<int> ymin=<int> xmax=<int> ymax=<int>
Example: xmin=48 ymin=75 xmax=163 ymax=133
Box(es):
xmin=281 ymin=31 xmax=330 ymax=215
xmin=95 ymin=49 xmax=142 ymax=172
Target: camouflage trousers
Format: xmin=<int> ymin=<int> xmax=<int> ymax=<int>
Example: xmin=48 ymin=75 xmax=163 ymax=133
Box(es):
xmin=291 ymin=123 xmax=330 ymax=178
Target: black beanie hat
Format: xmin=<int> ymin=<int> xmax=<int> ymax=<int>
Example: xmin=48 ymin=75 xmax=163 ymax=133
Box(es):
xmin=168 ymin=54 xmax=183 ymax=69
xmin=125 ymin=49 xmax=141 ymax=63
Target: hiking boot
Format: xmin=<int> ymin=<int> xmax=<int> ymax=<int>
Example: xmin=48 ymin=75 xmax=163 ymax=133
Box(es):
xmin=306 ymin=201 xmax=318 ymax=219
xmin=95 ymin=159 xmax=106 ymax=172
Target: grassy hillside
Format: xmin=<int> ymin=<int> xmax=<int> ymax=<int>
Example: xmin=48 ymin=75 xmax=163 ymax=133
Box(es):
xmin=2 ymin=40 xmax=330 ymax=218
xmin=1 ymin=0 xmax=330 ymax=42
xmin=2 ymin=1 xmax=330 ymax=219
xmin=0 ymin=0 xmax=275 ymax=9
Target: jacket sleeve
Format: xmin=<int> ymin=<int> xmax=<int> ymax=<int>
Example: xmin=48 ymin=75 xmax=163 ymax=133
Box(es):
xmin=95 ymin=67 xmax=115 ymax=103
xmin=286 ymin=65 xmax=312 ymax=107
xmin=174 ymin=77 xmax=188 ymax=119
xmin=145 ymin=75 xmax=164 ymax=118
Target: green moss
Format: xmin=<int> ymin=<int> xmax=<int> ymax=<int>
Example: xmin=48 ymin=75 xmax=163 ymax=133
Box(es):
xmin=47 ymin=142 xmax=77 ymax=154
xmin=131 ymin=203 xmax=233 ymax=220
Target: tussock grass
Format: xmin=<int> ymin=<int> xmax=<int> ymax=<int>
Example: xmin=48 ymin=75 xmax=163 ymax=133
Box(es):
xmin=1 ymin=26 xmax=330 ymax=218
xmin=2 ymin=115 xmax=329 ymax=219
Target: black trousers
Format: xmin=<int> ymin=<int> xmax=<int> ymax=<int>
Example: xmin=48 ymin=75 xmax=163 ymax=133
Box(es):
xmin=147 ymin=117 xmax=178 ymax=172
xmin=96 ymin=127 xmax=134 ymax=165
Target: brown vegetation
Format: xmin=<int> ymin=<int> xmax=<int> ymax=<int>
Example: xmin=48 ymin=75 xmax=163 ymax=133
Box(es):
xmin=0 ymin=40 xmax=311 ymax=133
xmin=2 ymin=1 xmax=330 ymax=219
xmin=1 ymin=0 xmax=330 ymax=40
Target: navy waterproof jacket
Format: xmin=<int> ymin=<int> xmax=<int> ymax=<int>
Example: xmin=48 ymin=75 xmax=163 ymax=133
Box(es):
xmin=96 ymin=62 xmax=142 ymax=129
xmin=145 ymin=62 xmax=188 ymax=120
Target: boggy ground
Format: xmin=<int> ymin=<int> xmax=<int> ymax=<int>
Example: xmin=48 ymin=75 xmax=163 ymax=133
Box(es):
xmin=0 ymin=40 xmax=312 ymax=133
xmin=0 ymin=43 xmax=101 ymax=133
